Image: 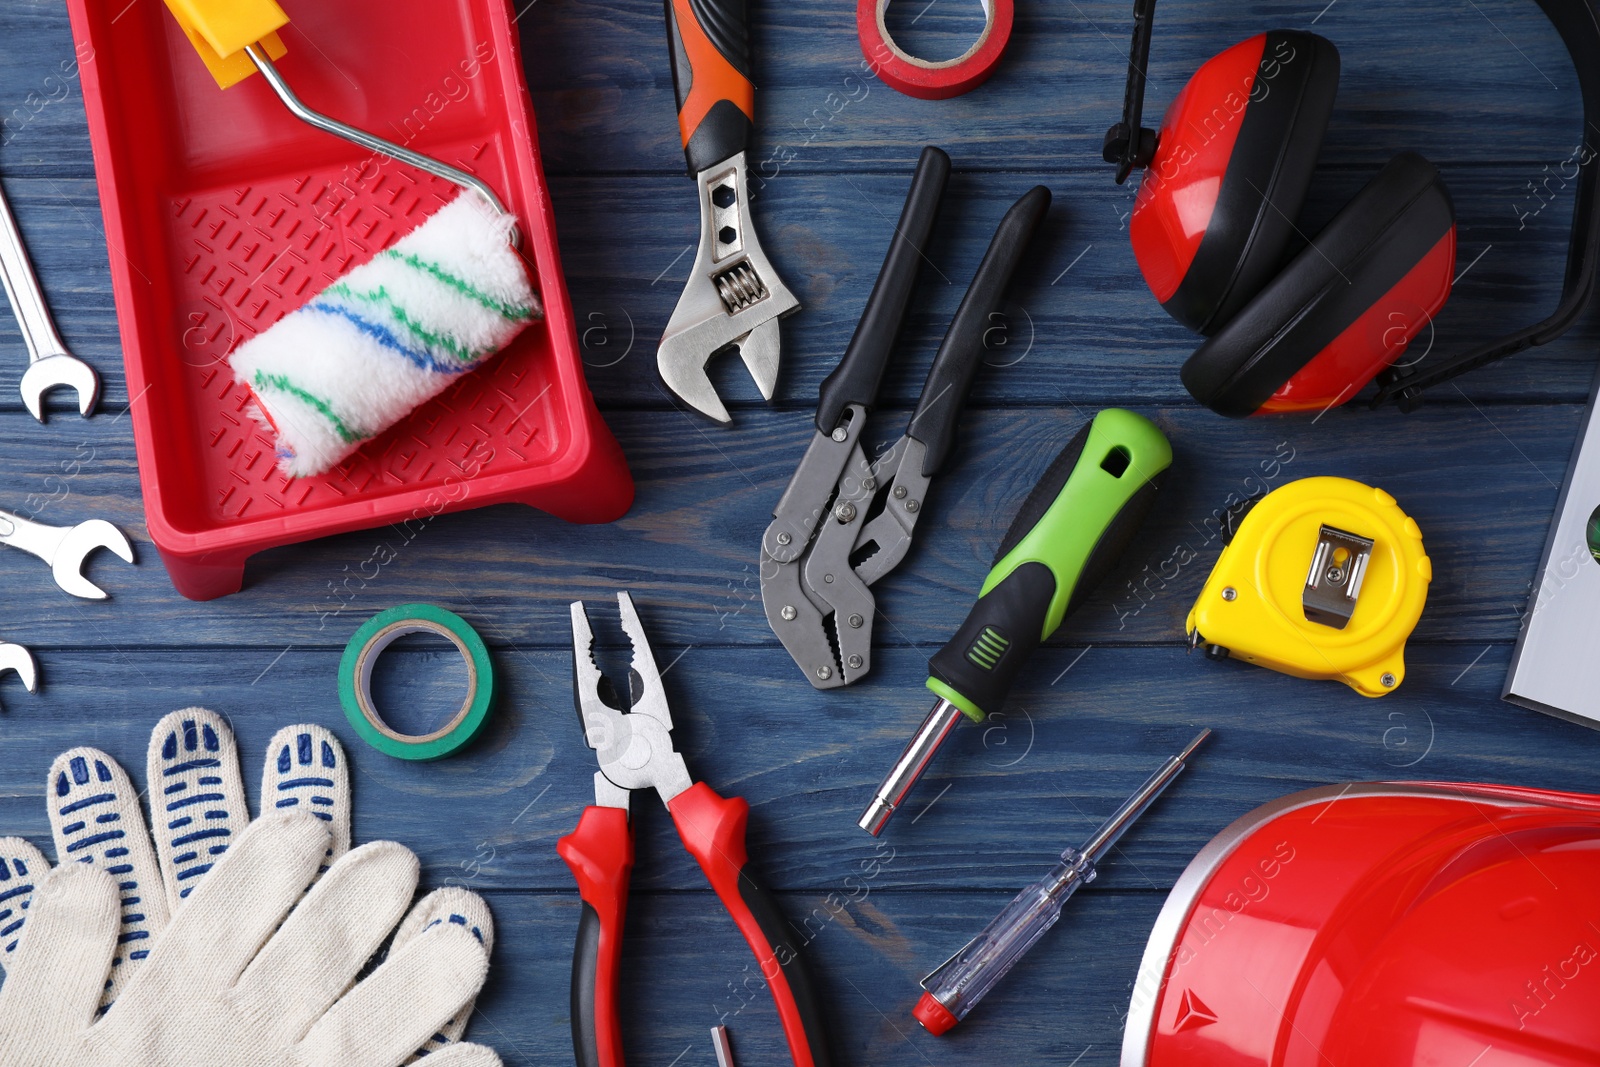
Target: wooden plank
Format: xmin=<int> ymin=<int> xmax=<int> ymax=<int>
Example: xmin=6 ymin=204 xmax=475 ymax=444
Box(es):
xmin=2 ymin=157 xmax=1597 ymax=416
xmin=0 ymin=641 xmax=1592 ymax=893
xmin=0 ymin=403 xmax=1573 ymax=646
xmin=516 ymin=0 xmax=1590 ymax=175
xmin=3 ymin=0 xmax=1588 ymax=179
xmin=470 ymin=885 xmax=1165 ymax=1067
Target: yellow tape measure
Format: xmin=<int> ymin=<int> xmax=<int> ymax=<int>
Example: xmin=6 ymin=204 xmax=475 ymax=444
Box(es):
xmin=1186 ymin=477 xmax=1431 ymax=697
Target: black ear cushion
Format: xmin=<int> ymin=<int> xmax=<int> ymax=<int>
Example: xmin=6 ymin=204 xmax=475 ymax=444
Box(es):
xmin=1181 ymin=152 xmax=1456 ymax=417
xmin=1163 ymin=30 xmax=1341 ymax=335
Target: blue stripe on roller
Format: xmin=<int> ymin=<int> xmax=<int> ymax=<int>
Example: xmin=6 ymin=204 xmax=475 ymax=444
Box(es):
xmin=67 ymin=830 xmax=125 ymax=852
xmin=277 ymin=778 xmax=333 ymax=790
xmin=166 ymin=793 xmax=224 ymax=811
xmin=162 ymin=759 xmax=220 ymax=776
xmin=307 ymin=303 xmax=470 ymax=376
xmin=58 ymin=792 xmax=115 ymax=815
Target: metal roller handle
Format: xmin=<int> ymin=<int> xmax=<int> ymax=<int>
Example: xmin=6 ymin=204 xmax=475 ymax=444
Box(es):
xmin=244 ymin=45 xmax=509 ymax=218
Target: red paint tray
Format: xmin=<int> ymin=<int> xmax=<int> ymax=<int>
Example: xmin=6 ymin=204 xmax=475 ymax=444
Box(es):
xmin=63 ymin=0 xmax=633 ymax=600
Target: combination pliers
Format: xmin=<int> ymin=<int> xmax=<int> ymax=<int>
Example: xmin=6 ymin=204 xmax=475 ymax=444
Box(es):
xmin=556 ymin=592 xmax=831 ymax=1067
xmin=760 ymin=146 xmax=1051 ymax=689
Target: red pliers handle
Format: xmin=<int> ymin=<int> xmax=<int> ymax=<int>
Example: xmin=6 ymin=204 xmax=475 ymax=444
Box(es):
xmin=557 ymin=782 xmax=831 ymax=1067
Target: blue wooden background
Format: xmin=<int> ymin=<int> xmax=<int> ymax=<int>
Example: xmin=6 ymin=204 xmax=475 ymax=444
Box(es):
xmin=3 ymin=0 xmax=1600 ymax=1063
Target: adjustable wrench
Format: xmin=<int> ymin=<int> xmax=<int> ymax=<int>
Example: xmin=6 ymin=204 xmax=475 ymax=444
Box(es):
xmin=0 ymin=174 xmax=100 ymax=421
xmin=657 ymin=0 xmax=799 ymax=424
xmin=0 ymin=508 xmax=134 ymax=599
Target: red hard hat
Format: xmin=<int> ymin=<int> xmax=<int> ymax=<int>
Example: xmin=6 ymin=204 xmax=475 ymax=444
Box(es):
xmin=1122 ymin=782 xmax=1600 ymax=1067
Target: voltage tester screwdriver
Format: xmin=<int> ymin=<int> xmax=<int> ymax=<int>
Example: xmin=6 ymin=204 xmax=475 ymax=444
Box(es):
xmin=858 ymin=408 xmax=1173 ymax=835
xmin=913 ymin=729 xmax=1211 ymax=1035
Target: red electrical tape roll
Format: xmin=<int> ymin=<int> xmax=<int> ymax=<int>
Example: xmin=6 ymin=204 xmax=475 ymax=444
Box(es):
xmin=858 ymin=0 xmax=1014 ymax=100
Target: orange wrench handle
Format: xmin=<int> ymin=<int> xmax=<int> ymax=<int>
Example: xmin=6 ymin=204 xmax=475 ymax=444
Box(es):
xmin=665 ymin=0 xmax=755 ymax=173
xmin=668 ymin=782 xmax=832 ymax=1067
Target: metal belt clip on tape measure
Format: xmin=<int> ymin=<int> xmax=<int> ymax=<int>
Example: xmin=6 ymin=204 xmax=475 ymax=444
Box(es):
xmin=339 ymin=604 xmax=494 ymax=760
xmin=858 ymin=0 xmax=1015 ymax=99
xmin=1185 ymin=476 xmax=1431 ymax=697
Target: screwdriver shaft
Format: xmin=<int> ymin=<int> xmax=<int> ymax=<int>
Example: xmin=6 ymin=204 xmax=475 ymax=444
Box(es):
xmin=859 ymin=698 xmax=966 ymax=835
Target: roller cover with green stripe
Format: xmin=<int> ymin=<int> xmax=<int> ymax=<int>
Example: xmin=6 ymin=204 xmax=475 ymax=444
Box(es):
xmin=927 ymin=409 xmax=1172 ymax=721
xmin=230 ymin=193 xmax=542 ymax=478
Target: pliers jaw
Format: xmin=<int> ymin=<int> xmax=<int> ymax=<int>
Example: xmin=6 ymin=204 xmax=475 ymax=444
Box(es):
xmin=570 ymin=593 xmax=693 ymax=811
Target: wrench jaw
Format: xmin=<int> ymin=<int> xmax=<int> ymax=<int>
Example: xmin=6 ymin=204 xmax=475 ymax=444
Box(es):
xmin=656 ymin=151 xmax=799 ymax=424
xmin=20 ymin=354 xmax=100 ymax=422
xmin=0 ymin=643 xmax=38 ymax=699
xmin=52 ymin=521 xmax=135 ymax=601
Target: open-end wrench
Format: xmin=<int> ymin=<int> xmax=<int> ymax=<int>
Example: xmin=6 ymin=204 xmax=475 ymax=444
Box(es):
xmin=0 ymin=508 xmax=133 ymax=599
xmin=0 ymin=176 xmax=100 ymax=421
xmin=0 ymin=641 xmax=37 ymax=710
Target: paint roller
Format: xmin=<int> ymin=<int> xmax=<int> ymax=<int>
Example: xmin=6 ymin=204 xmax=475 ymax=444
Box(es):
xmin=162 ymin=0 xmax=543 ymax=478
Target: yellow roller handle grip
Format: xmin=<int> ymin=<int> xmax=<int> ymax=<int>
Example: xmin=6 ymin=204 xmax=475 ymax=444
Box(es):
xmin=162 ymin=0 xmax=290 ymax=88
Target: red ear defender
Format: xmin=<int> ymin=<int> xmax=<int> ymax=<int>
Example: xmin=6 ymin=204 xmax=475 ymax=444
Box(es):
xmin=1180 ymin=153 xmax=1456 ymax=417
xmin=1253 ymin=222 xmax=1456 ymax=415
xmin=1108 ymin=0 xmax=1600 ymax=412
xmin=1130 ymin=31 xmax=1340 ymax=334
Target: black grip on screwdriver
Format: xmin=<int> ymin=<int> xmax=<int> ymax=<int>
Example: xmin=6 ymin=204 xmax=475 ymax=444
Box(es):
xmin=816 ymin=146 xmax=952 ymax=434
xmin=666 ymin=0 xmax=756 ymax=173
xmin=909 ymin=185 xmax=1052 ymax=477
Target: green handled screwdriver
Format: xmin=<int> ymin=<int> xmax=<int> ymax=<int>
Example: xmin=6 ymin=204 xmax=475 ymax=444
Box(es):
xmin=858 ymin=408 xmax=1173 ymax=835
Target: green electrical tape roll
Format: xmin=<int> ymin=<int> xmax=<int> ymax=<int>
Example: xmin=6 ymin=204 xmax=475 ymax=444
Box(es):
xmin=339 ymin=604 xmax=494 ymax=761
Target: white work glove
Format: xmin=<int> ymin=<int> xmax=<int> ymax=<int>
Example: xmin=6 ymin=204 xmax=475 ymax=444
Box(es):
xmin=0 ymin=709 xmax=496 ymax=1063
xmin=0 ymin=812 xmax=499 ymax=1067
